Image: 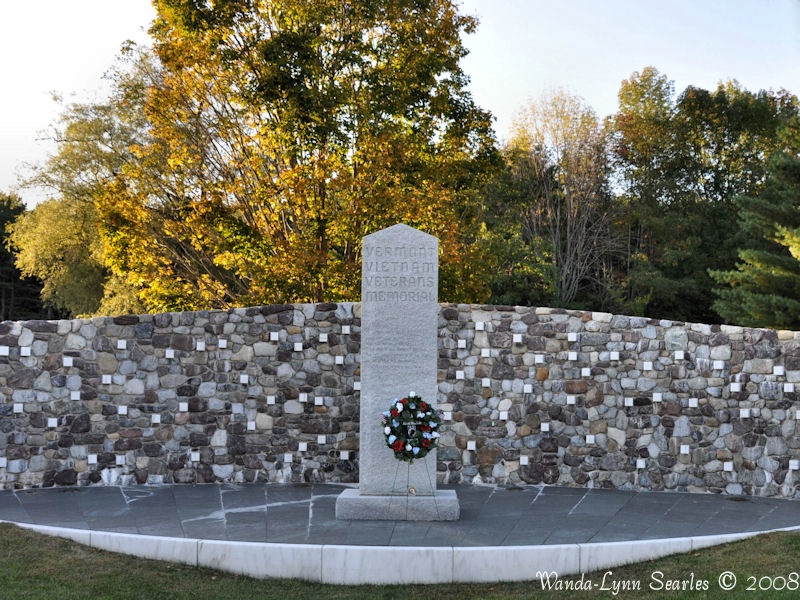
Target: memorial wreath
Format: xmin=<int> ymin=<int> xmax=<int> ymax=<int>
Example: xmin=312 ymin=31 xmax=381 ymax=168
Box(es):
xmin=382 ymin=392 xmax=441 ymax=462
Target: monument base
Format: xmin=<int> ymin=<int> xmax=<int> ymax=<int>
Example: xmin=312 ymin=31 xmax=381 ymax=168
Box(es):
xmin=335 ymin=489 xmax=460 ymax=521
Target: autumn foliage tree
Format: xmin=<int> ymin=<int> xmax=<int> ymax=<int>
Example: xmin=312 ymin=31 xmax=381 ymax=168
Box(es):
xmin=7 ymin=63 xmax=151 ymax=317
xmin=0 ymin=192 xmax=44 ymax=320
xmin=96 ymin=0 xmax=497 ymax=311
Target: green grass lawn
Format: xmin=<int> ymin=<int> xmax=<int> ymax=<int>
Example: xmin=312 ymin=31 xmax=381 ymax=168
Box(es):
xmin=1 ymin=523 xmax=799 ymax=599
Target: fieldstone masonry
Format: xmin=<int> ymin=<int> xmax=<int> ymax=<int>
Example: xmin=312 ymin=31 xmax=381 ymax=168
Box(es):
xmin=1 ymin=304 xmax=800 ymax=498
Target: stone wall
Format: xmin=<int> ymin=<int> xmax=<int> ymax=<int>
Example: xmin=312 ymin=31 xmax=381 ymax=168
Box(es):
xmin=1 ymin=303 xmax=799 ymax=498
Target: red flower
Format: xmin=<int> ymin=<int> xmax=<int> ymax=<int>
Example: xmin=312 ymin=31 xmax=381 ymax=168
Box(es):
xmin=420 ymin=402 xmax=428 ymax=410
xmin=422 ymin=439 xmax=430 ymax=448
xmin=401 ymin=398 xmax=408 ymax=404
xmin=420 ymin=425 xmax=430 ymax=432
xmin=390 ymin=409 xmax=399 ymax=417
xmin=392 ymin=440 xmax=405 ymax=452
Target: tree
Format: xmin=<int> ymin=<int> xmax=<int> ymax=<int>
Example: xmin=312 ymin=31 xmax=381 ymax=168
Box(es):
xmin=8 ymin=197 xmax=107 ymax=317
xmin=711 ymin=126 xmax=800 ymax=327
xmin=610 ymin=67 xmax=798 ymax=322
xmin=480 ymin=150 xmax=556 ymax=307
xmin=0 ymin=192 xmax=44 ymax=320
xmin=499 ymin=90 xmax=620 ymax=308
xmin=8 ymin=46 xmax=150 ymax=317
xmin=95 ymin=0 xmax=497 ymax=311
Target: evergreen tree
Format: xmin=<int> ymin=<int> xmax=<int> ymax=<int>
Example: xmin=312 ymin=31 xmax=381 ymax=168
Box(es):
xmin=712 ymin=153 xmax=800 ymax=328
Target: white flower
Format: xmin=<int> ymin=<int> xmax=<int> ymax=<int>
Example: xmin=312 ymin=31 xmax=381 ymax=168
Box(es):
xmin=409 ymin=391 xmax=416 ymax=397
xmin=432 ymin=432 xmax=440 ymax=438
xmin=384 ymin=426 xmax=391 ymax=435
xmin=417 ymin=411 xmax=425 ymax=419
xmin=405 ymin=444 xmax=412 ymax=451
xmin=396 ymin=402 xmax=403 ymax=411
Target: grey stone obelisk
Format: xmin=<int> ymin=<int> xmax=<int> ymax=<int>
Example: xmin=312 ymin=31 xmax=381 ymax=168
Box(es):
xmin=335 ymin=224 xmax=459 ymax=520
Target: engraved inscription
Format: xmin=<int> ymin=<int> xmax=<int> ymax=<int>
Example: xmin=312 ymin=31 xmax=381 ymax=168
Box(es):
xmin=364 ymin=261 xmax=435 ymax=274
xmin=363 ymin=276 xmax=435 ymax=287
xmin=362 ymin=244 xmax=437 ymax=304
xmin=362 ymin=246 xmax=437 ymax=259
xmin=364 ymin=291 xmax=436 ymax=302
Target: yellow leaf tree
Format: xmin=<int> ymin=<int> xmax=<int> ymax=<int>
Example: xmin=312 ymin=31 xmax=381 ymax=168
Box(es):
xmin=97 ymin=0 xmax=498 ymax=310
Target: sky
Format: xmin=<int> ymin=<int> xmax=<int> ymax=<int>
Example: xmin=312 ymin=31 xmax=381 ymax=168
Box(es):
xmin=1 ymin=0 xmax=799 ymax=206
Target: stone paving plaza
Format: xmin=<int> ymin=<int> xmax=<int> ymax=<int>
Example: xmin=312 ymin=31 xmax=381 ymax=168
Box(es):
xmin=0 ymin=483 xmax=798 ymax=584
